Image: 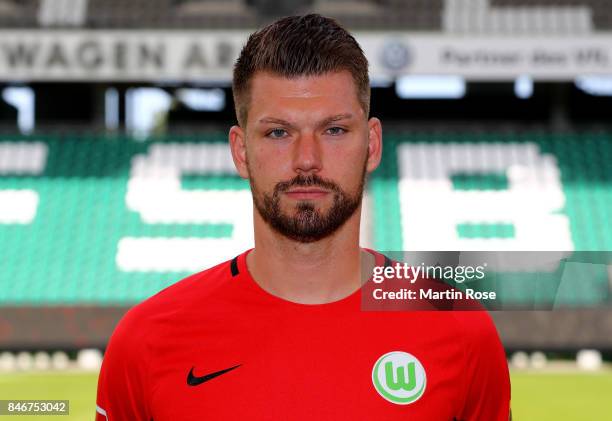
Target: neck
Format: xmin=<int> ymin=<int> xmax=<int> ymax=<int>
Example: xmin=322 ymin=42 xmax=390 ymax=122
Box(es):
xmin=246 ymin=207 xmax=374 ymax=304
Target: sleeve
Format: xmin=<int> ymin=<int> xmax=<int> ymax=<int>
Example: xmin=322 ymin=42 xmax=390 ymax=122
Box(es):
xmin=95 ymin=307 xmax=152 ymax=421
xmin=455 ymin=311 xmax=511 ymax=421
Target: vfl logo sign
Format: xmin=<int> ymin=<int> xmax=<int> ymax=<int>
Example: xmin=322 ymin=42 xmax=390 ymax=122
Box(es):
xmin=372 ymin=351 xmax=427 ymax=405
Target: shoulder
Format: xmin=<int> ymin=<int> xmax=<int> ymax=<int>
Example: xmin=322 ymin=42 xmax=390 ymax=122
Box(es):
xmin=449 ymin=310 xmax=509 ymax=395
xmin=450 ymin=310 xmax=503 ymax=350
xmin=109 ymin=253 xmax=241 ymax=346
xmin=139 ymin=255 xmax=236 ymax=311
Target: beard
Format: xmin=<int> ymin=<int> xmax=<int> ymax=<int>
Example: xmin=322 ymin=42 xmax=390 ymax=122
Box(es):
xmin=248 ymin=161 xmax=367 ymax=243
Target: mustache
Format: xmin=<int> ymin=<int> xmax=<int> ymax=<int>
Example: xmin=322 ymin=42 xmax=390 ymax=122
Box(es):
xmin=274 ymin=174 xmax=342 ymax=194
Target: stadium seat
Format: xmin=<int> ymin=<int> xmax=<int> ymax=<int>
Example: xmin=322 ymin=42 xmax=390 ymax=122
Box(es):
xmin=3 ymin=0 xmax=612 ymax=32
xmin=0 ymin=133 xmax=610 ymax=305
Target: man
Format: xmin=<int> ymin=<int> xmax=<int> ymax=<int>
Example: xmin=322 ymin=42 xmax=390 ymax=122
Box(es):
xmin=96 ymin=14 xmax=510 ymax=420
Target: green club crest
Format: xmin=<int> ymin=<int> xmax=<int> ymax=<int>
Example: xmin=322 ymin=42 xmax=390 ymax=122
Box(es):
xmin=372 ymin=351 xmax=427 ymax=405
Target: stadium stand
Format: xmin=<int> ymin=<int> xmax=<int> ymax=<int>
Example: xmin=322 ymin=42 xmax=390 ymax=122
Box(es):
xmin=0 ymin=133 xmax=609 ymax=305
xmin=38 ymin=0 xmax=88 ymax=27
xmin=0 ymin=0 xmax=610 ymax=30
xmin=444 ymin=0 xmax=593 ymax=34
xmin=0 ymin=0 xmax=38 ymax=28
xmin=86 ymin=0 xmax=257 ymax=29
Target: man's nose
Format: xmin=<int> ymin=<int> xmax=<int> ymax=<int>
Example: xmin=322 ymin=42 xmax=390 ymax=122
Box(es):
xmin=293 ymin=131 xmax=322 ymax=174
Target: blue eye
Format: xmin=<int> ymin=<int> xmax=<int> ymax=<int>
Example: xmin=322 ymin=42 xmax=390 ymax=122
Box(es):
xmin=326 ymin=127 xmax=346 ymax=136
xmin=267 ymin=128 xmax=288 ymax=139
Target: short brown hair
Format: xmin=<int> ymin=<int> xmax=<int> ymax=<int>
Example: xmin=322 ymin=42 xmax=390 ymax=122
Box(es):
xmin=232 ymin=14 xmax=370 ymax=127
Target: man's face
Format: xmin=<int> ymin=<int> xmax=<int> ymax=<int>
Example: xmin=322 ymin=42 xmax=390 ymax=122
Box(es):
xmin=231 ymin=70 xmax=380 ymax=243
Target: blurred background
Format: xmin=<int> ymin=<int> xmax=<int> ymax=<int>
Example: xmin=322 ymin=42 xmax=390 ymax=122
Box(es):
xmin=0 ymin=0 xmax=611 ymax=419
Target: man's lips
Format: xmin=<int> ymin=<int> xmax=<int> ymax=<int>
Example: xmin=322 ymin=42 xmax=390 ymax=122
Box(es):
xmin=284 ymin=188 xmax=330 ymax=199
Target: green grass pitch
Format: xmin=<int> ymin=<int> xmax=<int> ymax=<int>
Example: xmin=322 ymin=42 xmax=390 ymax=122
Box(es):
xmin=0 ymin=372 xmax=97 ymax=421
xmin=510 ymin=371 xmax=612 ymax=420
xmin=0 ymin=371 xmax=611 ymax=420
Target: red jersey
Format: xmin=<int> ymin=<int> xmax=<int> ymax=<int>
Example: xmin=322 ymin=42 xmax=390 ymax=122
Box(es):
xmin=96 ymin=249 xmax=510 ymax=420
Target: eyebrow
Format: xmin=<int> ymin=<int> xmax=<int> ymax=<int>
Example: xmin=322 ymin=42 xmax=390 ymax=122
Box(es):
xmin=320 ymin=113 xmax=353 ymax=126
xmin=257 ymin=113 xmax=354 ymax=129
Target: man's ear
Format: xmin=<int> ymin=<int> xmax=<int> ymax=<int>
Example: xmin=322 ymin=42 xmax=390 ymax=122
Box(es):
xmin=229 ymin=125 xmax=249 ymax=179
xmin=366 ymin=117 xmax=383 ymax=173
